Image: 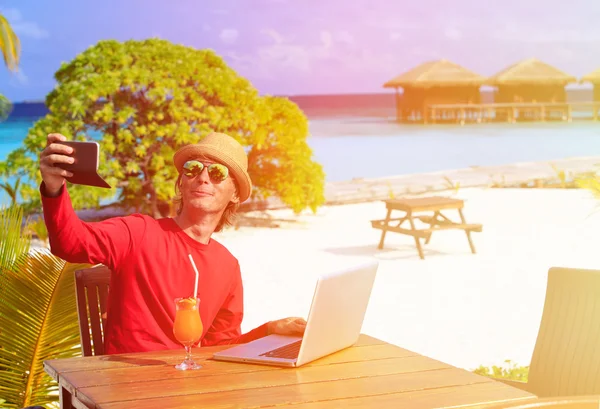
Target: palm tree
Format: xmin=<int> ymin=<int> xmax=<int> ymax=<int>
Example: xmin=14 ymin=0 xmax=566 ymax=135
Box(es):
xmin=0 ymin=205 xmax=92 ymax=408
xmin=0 ymin=13 xmax=20 ymax=216
xmin=0 ymin=176 xmax=20 ymax=207
xmin=0 ymin=13 xmax=21 ymax=71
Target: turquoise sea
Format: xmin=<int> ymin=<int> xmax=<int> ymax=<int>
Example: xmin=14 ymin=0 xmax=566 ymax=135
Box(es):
xmin=2 ymin=116 xmax=600 ymax=206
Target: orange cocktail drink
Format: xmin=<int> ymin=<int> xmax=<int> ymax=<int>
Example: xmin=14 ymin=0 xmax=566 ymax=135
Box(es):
xmin=173 ymin=297 xmax=203 ymax=370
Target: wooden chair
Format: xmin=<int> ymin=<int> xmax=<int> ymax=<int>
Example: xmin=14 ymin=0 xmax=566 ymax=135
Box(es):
xmin=492 ymin=267 xmax=600 ymax=397
xmin=486 ymin=395 xmax=600 ymax=408
xmin=74 ymin=265 xmax=111 ymax=356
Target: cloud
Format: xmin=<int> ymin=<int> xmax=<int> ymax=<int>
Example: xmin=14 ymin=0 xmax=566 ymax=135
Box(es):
xmin=13 ymin=21 xmax=48 ymax=39
xmin=226 ymin=51 xmax=254 ymax=65
xmin=258 ymin=43 xmax=312 ymax=72
xmin=389 ymin=32 xmax=403 ymax=41
xmin=15 ymin=69 xmax=28 ymax=85
xmin=409 ymin=47 xmax=445 ymax=60
xmin=220 ymin=29 xmax=238 ymax=44
xmin=317 ymin=30 xmax=355 ymax=49
xmin=336 ymin=31 xmax=354 ymax=45
xmin=492 ymin=24 xmax=600 ymax=43
xmin=444 ymin=28 xmax=462 ymax=40
xmin=256 ymin=28 xmax=334 ymax=73
xmin=226 ymin=51 xmax=264 ymax=75
xmin=364 ymin=14 xmax=423 ymax=31
xmin=261 ymin=29 xmax=285 ymax=44
xmin=8 ymin=67 xmax=28 ymax=87
xmin=320 ymin=31 xmax=333 ymax=49
xmin=248 ymin=26 xmax=372 ymax=78
xmin=0 ymin=8 xmax=48 ymax=39
xmin=554 ymin=47 xmax=576 ymax=61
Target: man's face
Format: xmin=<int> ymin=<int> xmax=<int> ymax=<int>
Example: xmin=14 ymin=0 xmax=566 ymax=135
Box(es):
xmin=179 ymin=157 xmax=238 ymax=215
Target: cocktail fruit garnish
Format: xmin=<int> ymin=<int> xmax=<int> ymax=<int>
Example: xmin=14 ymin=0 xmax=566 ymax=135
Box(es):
xmin=177 ymin=297 xmax=197 ymax=309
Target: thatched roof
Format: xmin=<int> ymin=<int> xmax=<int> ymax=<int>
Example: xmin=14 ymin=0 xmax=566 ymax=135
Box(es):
xmin=486 ymin=58 xmax=576 ymax=86
xmin=383 ymin=59 xmax=486 ymax=88
xmin=581 ymin=68 xmax=600 ymax=84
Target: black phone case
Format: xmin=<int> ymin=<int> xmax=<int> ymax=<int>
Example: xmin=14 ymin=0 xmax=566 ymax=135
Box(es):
xmin=55 ymin=141 xmax=111 ymax=189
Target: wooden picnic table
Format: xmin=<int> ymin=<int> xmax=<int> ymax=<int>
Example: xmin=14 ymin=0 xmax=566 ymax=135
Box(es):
xmin=45 ymin=334 xmax=534 ymax=409
xmin=371 ymin=196 xmax=483 ymax=259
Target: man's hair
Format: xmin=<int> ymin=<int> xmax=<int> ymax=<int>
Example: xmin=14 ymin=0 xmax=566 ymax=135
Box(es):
xmin=172 ymin=172 xmax=240 ymax=233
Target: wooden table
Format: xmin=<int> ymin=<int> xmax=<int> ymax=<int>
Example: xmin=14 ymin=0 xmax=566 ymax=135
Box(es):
xmin=371 ymin=196 xmax=483 ymax=259
xmin=45 ymin=334 xmax=534 ymax=409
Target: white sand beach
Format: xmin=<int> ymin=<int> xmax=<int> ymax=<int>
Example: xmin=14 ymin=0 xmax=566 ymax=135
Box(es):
xmin=214 ymin=187 xmax=600 ymax=372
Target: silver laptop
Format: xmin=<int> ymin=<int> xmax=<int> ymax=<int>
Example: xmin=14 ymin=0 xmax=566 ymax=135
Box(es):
xmin=212 ymin=261 xmax=379 ymax=367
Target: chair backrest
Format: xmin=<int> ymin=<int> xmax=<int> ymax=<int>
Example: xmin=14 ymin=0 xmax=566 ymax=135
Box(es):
xmin=528 ymin=267 xmax=600 ymax=397
xmin=74 ymin=265 xmax=111 ymax=356
xmin=486 ymin=395 xmax=600 ymax=408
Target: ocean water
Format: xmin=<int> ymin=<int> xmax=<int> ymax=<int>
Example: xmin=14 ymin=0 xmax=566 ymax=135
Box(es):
xmin=0 ymin=120 xmax=31 ymax=156
xmin=2 ymin=116 xmax=600 ymax=206
xmin=308 ymin=119 xmax=600 ymax=181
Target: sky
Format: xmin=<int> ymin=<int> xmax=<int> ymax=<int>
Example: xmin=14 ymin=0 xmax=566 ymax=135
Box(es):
xmin=0 ymin=0 xmax=599 ymax=102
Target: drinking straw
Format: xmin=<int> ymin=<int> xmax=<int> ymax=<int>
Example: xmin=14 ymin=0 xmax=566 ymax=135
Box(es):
xmin=188 ymin=254 xmax=200 ymax=300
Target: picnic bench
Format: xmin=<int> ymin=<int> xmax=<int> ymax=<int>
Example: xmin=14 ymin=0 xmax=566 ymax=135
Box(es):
xmin=371 ymin=196 xmax=483 ymax=259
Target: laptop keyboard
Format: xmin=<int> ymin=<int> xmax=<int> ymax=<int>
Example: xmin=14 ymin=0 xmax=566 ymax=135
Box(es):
xmin=259 ymin=340 xmax=302 ymax=359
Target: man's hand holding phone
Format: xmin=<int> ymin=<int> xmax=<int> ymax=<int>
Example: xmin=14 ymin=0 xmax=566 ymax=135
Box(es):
xmin=40 ymin=133 xmax=75 ymax=197
xmin=40 ymin=133 xmax=111 ymax=192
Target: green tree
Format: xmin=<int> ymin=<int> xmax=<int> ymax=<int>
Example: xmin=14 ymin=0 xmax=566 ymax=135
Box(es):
xmin=1 ymin=148 xmax=33 ymax=212
xmin=0 ymin=172 xmax=20 ymax=206
xmin=0 ymin=93 xmax=12 ymax=121
xmin=248 ymin=96 xmax=324 ymax=213
xmin=2 ymin=38 xmax=324 ymax=217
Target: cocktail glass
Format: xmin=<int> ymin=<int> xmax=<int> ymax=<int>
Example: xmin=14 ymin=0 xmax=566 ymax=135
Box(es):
xmin=173 ymin=297 xmax=203 ymax=370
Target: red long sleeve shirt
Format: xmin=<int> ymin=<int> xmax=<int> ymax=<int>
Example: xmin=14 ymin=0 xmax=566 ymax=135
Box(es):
xmin=41 ymin=183 xmax=268 ymax=354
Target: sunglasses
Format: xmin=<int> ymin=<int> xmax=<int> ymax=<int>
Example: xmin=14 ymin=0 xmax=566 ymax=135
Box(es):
xmin=182 ymin=160 xmax=229 ymax=182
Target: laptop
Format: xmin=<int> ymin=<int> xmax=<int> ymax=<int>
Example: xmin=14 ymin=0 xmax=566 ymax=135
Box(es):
xmin=212 ymin=261 xmax=379 ymax=367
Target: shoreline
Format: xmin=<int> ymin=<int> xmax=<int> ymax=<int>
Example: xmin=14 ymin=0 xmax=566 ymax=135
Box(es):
xmin=324 ymin=155 xmax=600 ymax=204
xmin=3 ymin=155 xmax=599 ymax=219
xmin=240 ymin=155 xmax=600 ymax=213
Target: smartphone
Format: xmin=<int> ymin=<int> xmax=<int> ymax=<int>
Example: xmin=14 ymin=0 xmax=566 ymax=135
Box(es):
xmin=55 ymin=140 xmax=111 ymax=189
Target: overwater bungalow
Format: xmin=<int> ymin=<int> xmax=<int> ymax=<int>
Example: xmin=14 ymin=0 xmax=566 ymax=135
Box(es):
xmin=582 ymin=68 xmax=600 ymax=102
xmin=486 ymin=58 xmax=576 ymax=121
xmin=383 ymin=59 xmax=486 ymax=123
xmin=581 ymin=68 xmax=600 ymax=120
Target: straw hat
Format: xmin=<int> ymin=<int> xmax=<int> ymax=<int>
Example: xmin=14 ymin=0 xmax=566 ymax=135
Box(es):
xmin=173 ymin=132 xmax=252 ymax=202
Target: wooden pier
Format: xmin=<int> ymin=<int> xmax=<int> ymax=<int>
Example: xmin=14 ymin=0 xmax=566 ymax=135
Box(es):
xmin=397 ymin=101 xmax=600 ymax=125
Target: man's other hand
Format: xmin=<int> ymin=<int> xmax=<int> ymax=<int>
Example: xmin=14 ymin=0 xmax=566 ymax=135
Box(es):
xmin=267 ymin=317 xmax=307 ymax=336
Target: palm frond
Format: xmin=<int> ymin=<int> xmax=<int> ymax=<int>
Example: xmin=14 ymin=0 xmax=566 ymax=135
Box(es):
xmin=0 ymin=250 xmax=91 ymax=408
xmin=0 ymin=14 xmax=21 ymax=72
xmin=0 ymin=205 xmax=30 ymax=271
xmin=23 ymin=216 xmax=50 ymax=246
xmin=0 ymin=93 xmax=12 ymax=121
xmin=0 ymin=176 xmax=20 ymax=205
xmin=576 ymin=176 xmax=600 ymax=200
xmin=575 ymin=174 xmax=600 ymax=219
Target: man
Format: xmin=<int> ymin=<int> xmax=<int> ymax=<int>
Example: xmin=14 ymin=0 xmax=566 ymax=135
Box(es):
xmin=40 ymin=132 xmax=306 ymax=355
